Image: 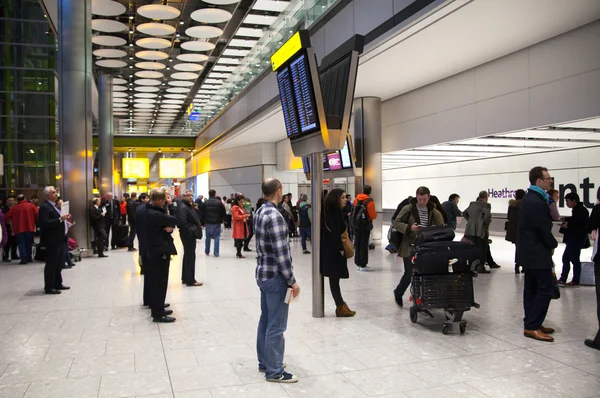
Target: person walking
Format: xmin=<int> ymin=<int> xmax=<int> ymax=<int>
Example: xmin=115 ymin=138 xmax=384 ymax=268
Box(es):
xmin=298 ymin=194 xmax=311 ymax=254
xmin=5 ymin=194 xmax=38 ymax=264
xmin=463 ymin=191 xmax=494 ymax=273
xmin=585 ymin=187 xmax=600 ymax=350
xmin=202 ymin=189 xmax=226 ymax=257
xmin=518 ymin=166 xmax=558 ymax=342
xmin=352 ymin=185 xmax=377 ymax=271
xmin=232 ymin=194 xmax=249 ymax=258
xmin=558 ymin=192 xmax=590 ymax=287
xmin=144 ymin=190 xmax=178 ymax=323
xmin=254 ymin=178 xmax=299 ymax=383
xmin=442 ymin=194 xmax=462 ymax=230
xmin=89 ymin=197 xmax=107 ymax=258
xmin=321 ymin=189 xmax=355 ymax=317
xmin=506 ymin=189 xmax=526 ymax=273
xmin=176 ymin=190 xmax=203 ymax=287
xmin=392 ymin=186 xmax=444 ymax=307
xmin=39 ymin=186 xmax=70 ymax=295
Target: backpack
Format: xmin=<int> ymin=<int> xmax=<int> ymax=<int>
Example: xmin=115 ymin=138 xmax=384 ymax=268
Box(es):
xmin=350 ymin=198 xmax=373 ymax=231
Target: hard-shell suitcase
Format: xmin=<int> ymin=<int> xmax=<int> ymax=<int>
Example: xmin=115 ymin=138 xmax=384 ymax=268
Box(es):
xmin=581 ymin=262 xmax=595 ymax=286
xmin=114 ymin=225 xmax=129 ymax=248
xmin=413 ymin=241 xmax=478 ymax=274
xmin=414 ymin=225 xmax=455 ymax=246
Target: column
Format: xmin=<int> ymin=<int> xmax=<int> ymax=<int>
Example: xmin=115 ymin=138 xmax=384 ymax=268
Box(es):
xmin=98 ymin=74 xmax=114 ymax=197
xmin=310 ymin=152 xmax=324 ymax=318
xmin=58 ymin=0 xmax=93 ymax=248
xmin=353 ymin=97 xmax=383 ymax=245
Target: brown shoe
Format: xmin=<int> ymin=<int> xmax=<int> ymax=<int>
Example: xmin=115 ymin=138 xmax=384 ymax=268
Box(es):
xmin=524 ymin=329 xmax=554 ymax=342
xmin=335 ymin=303 xmax=356 ymax=317
xmin=540 ymin=325 xmax=555 ymax=334
xmin=186 ymin=282 xmax=203 ymax=287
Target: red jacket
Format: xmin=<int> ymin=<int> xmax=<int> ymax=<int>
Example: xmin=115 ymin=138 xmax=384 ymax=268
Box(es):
xmin=231 ymin=205 xmax=249 ymax=239
xmin=354 ymin=193 xmax=377 ymax=220
xmin=6 ymin=201 xmax=39 ymax=234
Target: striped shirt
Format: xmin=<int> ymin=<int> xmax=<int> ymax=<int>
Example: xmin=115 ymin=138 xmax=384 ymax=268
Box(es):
xmin=417 ymin=205 xmax=429 ymax=226
xmin=254 ymin=200 xmax=296 ymax=285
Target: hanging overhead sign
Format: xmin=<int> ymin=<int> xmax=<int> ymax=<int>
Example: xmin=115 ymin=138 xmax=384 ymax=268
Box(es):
xmin=122 ymin=158 xmax=150 ymax=179
xmin=159 ymin=158 xmax=186 ymax=179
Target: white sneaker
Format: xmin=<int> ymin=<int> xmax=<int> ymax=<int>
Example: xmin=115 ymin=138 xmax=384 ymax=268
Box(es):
xmin=359 ymin=266 xmax=374 ymax=272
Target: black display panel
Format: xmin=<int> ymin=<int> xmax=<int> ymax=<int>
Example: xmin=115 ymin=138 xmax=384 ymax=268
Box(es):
xmin=319 ymin=54 xmax=351 ymax=131
xmin=276 ymin=67 xmax=300 ymax=137
xmin=289 ymin=53 xmax=319 ymax=135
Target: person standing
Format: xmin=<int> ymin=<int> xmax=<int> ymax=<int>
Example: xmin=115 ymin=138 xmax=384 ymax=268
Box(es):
xmin=585 ymin=188 xmax=600 ymax=350
xmin=102 ymin=192 xmax=120 ymax=250
xmin=254 ymin=178 xmax=299 ymax=383
xmin=548 ymin=189 xmax=562 ymax=221
xmin=119 ymin=197 xmax=127 ymax=225
xmin=558 ymin=192 xmax=590 ymax=287
xmin=442 ymin=194 xmax=462 ymax=230
xmin=89 ymin=197 xmax=107 ymax=258
xmin=39 ymin=186 xmax=70 ymax=294
xmin=321 ymin=189 xmax=355 ymax=317
xmin=463 ymin=191 xmax=494 ymax=273
xmin=135 ymin=193 xmax=150 ymax=305
xmin=298 ymin=194 xmax=311 ymax=254
xmin=232 ymin=194 xmax=249 ymax=258
xmin=505 ymin=189 xmax=526 ymax=274
xmin=352 ymin=185 xmax=377 ymax=271
xmin=5 ymin=194 xmax=38 ymax=264
xmin=176 ymin=190 xmax=203 ymax=287
xmin=280 ymin=195 xmax=294 ymax=240
xmin=2 ymin=196 xmax=18 ymax=262
xmin=0 ymin=209 xmax=8 ymax=253
xmin=392 ymin=187 xmax=444 ymax=307
xmin=144 ymin=190 xmax=178 ymax=323
xmin=126 ymin=193 xmax=140 ymax=252
xmin=518 ymin=166 xmax=558 ymax=342
xmin=243 ymin=198 xmax=255 ymax=252
xmin=202 ymin=189 xmax=226 ymax=257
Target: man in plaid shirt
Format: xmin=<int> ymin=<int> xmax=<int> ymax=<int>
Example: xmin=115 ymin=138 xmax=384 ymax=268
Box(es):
xmin=254 ymin=178 xmax=300 ymax=383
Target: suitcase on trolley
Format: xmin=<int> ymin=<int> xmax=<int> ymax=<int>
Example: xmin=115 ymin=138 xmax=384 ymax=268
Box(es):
xmin=412 ymin=241 xmax=479 ymax=274
xmin=414 ymin=225 xmax=455 ymax=246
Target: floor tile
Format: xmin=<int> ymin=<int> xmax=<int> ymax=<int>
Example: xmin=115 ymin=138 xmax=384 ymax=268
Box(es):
xmin=467 ymin=374 xmax=569 ymax=397
xmin=456 ymin=348 xmax=565 ymax=377
xmin=523 ymin=365 xmax=600 ymax=397
xmin=403 ymin=358 xmax=489 ymax=387
xmin=342 ymin=366 xmax=430 ymax=396
xmin=99 ymin=370 xmax=172 ymax=398
xmin=211 ymin=382 xmax=289 ymax=397
xmin=44 ymin=341 xmax=107 ymax=360
xmin=0 ymin=358 xmax=72 ymax=384
xmin=23 ymin=376 xmax=101 ymax=398
xmin=69 ymin=354 xmax=135 ymax=378
xmin=406 ymin=383 xmax=488 ymax=398
xmin=289 ymin=350 xmax=367 ymax=376
xmin=282 ymin=373 xmax=368 ymax=397
xmin=169 ymin=363 xmax=242 ymax=392
xmin=0 ymin=382 xmax=30 ymax=398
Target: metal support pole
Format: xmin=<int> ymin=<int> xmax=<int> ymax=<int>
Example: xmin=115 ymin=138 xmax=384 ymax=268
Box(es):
xmin=310 ymin=152 xmax=324 ymax=318
xmin=98 ymin=74 xmax=113 ymax=197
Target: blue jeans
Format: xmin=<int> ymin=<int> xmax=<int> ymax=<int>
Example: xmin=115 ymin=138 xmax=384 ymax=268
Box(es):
xmin=256 ymin=274 xmax=289 ymax=379
xmin=300 ymin=228 xmax=311 ymax=250
xmin=205 ymin=223 xmax=221 ymax=255
xmin=16 ymin=232 xmax=34 ymax=262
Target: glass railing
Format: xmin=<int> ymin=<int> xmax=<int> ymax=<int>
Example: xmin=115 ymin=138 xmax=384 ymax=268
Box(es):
xmin=186 ymin=0 xmax=338 ymax=133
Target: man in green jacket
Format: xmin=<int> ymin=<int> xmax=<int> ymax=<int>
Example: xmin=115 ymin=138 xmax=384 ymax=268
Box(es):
xmin=392 ymin=186 xmax=444 ymax=307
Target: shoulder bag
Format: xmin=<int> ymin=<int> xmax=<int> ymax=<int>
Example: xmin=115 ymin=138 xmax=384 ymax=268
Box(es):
xmin=325 ymin=219 xmax=354 ymax=259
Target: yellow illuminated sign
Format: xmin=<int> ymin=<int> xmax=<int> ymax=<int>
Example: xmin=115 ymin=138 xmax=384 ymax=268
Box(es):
xmin=128 ymin=185 xmax=138 ymax=193
xmin=159 ymin=158 xmax=186 ymax=179
xmin=271 ymin=31 xmax=302 ymax=71
xmin=186 ymin=103 xmax=194 ymax=116
xmin=122 ymin=158 xmax=150 ymax=179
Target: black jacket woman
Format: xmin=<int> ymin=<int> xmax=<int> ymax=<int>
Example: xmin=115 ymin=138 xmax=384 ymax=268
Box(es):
xmin=585 ymin=188 xmax=600 ymax=350
xmin=559 ymin=192 xmax=590 ymax=286
xmin=505 ymin=189 xmax=525 ymax=273
xmin=320 ymin=189 xmax=355 ymax=317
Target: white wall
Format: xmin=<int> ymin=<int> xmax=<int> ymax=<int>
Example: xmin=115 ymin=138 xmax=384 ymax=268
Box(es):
xmin=383 ymin=146 xmax=600 ymax=215
xmin=209 ymin=166 xmax=263 ymax=203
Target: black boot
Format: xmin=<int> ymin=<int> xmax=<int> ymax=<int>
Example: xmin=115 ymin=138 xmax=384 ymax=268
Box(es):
xmin=515 ymin=264 xmax=520 ymax=274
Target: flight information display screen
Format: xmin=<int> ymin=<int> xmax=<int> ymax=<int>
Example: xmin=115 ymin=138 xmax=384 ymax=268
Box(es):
xmin=322 ymin=139 xmax=352 ymax=172
xmin=290 ymin=53 xmax=319 ymax=135
xmin=276 ymin=67 xmax=300 ymax=137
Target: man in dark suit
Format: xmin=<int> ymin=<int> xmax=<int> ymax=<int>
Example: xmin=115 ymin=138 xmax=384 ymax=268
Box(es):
xmin=89 ymin=197 xmax=108 ymax=258
xmin=102 ymin=192 xmax=120 ymax=250
xmin=39 ymin=186 xmax=70 ymax=294
xmin=126 ymin=193 xmax=140 ymax=252
xmin=135 ymin=193 xmax=151 ymax=306
xmin=144 ymin=190 xmax=178 ymax=323
xmin=176 ymin=190 xmax=203 ymax=287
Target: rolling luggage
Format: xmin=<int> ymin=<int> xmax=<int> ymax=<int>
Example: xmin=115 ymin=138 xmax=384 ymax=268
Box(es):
xmin=412 ymin=241 xmax=479 ymax=274
xmin=114 ymin=225 xmax=129 ymax=248
xmin=414 ymin=225 xmax=455 ymax=246
xmin=581 ymin=262 xmax=595 ymax=286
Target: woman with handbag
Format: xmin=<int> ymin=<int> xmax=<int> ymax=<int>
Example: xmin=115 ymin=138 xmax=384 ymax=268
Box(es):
xmin=231 ymin=194 xmax=249 ymax=258
xmin=321 ymin=189 xmax=355 ymax=317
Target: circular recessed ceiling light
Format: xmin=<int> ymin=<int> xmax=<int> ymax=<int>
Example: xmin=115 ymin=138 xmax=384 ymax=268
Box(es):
xmin=134 ymin=86 xmax=161 ymax=92
xmin=113 ymin=103 xmax=128 ymax=108
xmin=166 ymin=87 xmax=190 ymax=93
xmin=186 ymin=26 xmax=222 ymax=39
xmin=137 ymin=4 xmax=181 ymax=20
xmin=161 ymin=104 xmax=181 ymax=109
xmin=135 ymin=78 xmax=162 ymax=86
xmin=113 ymin=97 xmax=128 ymax=103
xmin=177 ymin=53 xmax=208 ymax=62
xmin=135 ymin=70 xmax=164 ymax=79
xmin=173 ymin=63 xmax=204 ymax=72
xmin=92 ymin=0 xmax=126 ymax=16
xmin=136 ymin=22 xmax=176 ymax=36
xmin=168 ymin=80 xmax=194 ymax=87
xmin=136 ymin=61 xmax=166 ymax=70
xmin=164 ymin=94 xmax=187 ymax=99
xmin=114 ymin=111 xmax=129 ymax=115
xmin=113 ymin=92 xmax=128 ymax=98
xmin=163 ymin=99 xmax=184 ymax=104
xmin=113 ymin=78 xmax=127 ymax=85
xmin=134 ymin=98 xmax=156 ymax=104
xmin=134 ymin=93 xmax=159 ymax=98
xmin=202 ymin=0 xmax=240 ymax=4
xmin=113 ymin=85 xmax=128 ymax=91
xmin=95 ymin=59 xmax=127 ymax=68
xmin=160 ymin=109 xmax=180 ymax=113
xmin=92 ymin=35 xmax=127 ymax=46
xmin=92 ymin=19 xmax=128 ymax=33
xmin=171 ymin=72 xmax=199 ymax=80
xmin=191 ymin=8 xmax=232 ymax=24
xmin=136 ymin=37 xmax=172 ymax=49
xmin=136 ymin=50 xmax=169 ymax=61
xmin=180 ymin=41 xmax=216 ymax=52
xmin=93 ymin=48 xmax=127 ymax=58
xmin=134 ymin=103 xmax=156 ymax=109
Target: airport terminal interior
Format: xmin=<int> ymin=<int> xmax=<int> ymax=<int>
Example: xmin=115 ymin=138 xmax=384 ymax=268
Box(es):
xmin=0 ymin=0 xmax=600 ymax=396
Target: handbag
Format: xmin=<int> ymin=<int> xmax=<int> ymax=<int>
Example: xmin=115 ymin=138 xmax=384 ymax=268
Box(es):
xmin=189 ymin=224 xmax=203 ymax=240
xmin=341 ymin=229 xmax=354 ymax=259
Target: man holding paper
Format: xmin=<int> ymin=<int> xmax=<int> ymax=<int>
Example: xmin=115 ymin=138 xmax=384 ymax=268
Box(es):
xmin=254 ymin=178 xmax=300 ymax=384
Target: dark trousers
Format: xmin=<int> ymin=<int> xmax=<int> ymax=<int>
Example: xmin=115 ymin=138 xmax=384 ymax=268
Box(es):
xmin=3 ymin=234 xmax=18 ymax=260
xmin=44 ymin=242 xmax=65 ymax=291
xmin=234 ymin=239 xmax=244 ymax=255
xmin=141 ymin=255 xmax=150 ymax=306
xmin=94 ymin=228 xmax=107 ymax=256
xmin=146 ymin=255 xmax=170 ymax=318
xmin=354 ymin=228 xmax=370 ymax=267
xmin=561 ymin=239 xmax=584 ymax=283
xmin=16 ymin=231 xmax=34 ymax=262
xmin=128 ymin=224 xmax=137 ymax=248
xmin=594 ymin=263 xmax=600 ymax=342
xmin=395 ymin=256 xmax=414 ymax=297
xmin=487 ymin=243 xmax=497 ymax=266
xmin=328 ymin=277 xmax=344 ymax=306
xmin=300 ymin=228 xmax=311 ymax=251
xmin=471 ymin=236 xmax=489 ymax=269
xmin=181 ymin=236 xmax=197 ymax=284
xmin=523 ymin=268 xmax=555 ymax=330
xmin=244 ymin=223 xmax=254 ymax=250
xmin=104 ymin=219 xmax=116 ymax=248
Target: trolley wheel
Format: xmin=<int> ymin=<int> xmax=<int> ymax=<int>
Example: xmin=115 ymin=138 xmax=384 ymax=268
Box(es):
xmin=442 ymin=325 xmax=449 ymax=335
xmin=459 ymin=324 xmax=466 ymax=334
xmin=409 ymin=307 xmax=418 ymax=323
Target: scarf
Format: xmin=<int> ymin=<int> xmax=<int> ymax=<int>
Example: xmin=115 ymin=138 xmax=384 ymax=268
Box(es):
xmin=529 ymin=185 xmax=550 ymax=203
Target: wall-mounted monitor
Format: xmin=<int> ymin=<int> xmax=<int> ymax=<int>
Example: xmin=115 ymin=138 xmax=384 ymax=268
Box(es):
xmin=302 ymin=137 xmax=356 ymax=178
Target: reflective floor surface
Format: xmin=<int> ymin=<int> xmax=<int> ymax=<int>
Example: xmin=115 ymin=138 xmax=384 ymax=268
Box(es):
xmin=0 ymin=228 xmax=598 ymax=397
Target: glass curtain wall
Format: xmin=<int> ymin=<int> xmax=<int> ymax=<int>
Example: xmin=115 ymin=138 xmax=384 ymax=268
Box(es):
xmin=0 ymin=0 xmax=58 ymax=200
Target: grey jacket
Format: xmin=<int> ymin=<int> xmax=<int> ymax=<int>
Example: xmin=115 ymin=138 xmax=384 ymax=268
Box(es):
xmin=463 ymin=199 xmax=492 ymax=239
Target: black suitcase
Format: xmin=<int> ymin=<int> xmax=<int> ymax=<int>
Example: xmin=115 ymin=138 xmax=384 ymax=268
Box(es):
xmin=114 ymin=225 xmax=129 ymax=247
xmin=414 ymin=225 xmax=455 ymax=246
xmin=413 ymin=241 xmax=478 ymax=274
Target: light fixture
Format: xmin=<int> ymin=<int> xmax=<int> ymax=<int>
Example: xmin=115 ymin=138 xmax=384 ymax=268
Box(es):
xmin=179 ymin=21 xmax=184 ymax=25
xmin=129 ymin=29 xmax=134 ymax=34
xmin=129 ymin=15 xmax=134 ymax=20
xmin=129 ymin=43 xmax=134 ymax=47
xmin=129 ymin=57 xmax=133 ymax=60
xmin=168 ymin=58 xmax=173 ymax=62
xmin=29 ymin=149 xmax=35 ymax=154
xmin=129 ymin=65 xmax=133 ymax=68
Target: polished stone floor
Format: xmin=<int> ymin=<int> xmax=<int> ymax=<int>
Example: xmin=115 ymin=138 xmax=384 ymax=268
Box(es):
xmin=0 ymin=228 xmax=599 ymax=398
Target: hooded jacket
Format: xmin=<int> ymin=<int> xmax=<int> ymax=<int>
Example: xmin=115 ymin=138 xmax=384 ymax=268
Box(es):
xmin=354 ymin=193 xmax=377 ymax=221
xmin=393 ymin=198 xmax=444 ymax=258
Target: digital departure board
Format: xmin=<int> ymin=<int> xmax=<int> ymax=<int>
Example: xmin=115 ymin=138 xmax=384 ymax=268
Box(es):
xmin=290 ymin=54 xmax=319 ymax=134
xmin=276 ymin=67 xmax=300 ymax=137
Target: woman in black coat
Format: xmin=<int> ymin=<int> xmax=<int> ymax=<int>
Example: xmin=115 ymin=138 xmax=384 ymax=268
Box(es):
xmin=320 ymin=189 xmax=355 ymax=317
xmin=559 ymin=192 xmax=590 ymax=286
xmin=505 ymin=189 xmax=525 ymax=274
